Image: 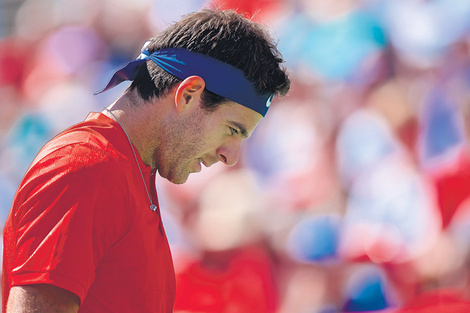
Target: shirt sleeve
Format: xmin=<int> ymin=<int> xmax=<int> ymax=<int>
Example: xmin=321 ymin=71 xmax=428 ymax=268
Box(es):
xmin=9 ymin=141 xmax=130 ymax=303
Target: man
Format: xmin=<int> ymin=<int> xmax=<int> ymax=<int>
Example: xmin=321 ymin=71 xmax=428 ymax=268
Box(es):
xmin=3 ymin=8 xmax=290 ymax=313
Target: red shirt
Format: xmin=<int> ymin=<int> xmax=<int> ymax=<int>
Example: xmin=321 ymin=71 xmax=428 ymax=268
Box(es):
xmin=393 ymin=289 xmax=470 ymax=313
xmin=3 ymin=113 xmax=176 ymax=313
xmin=425 ymin=147 xmax=470 ymax=229
xmin=174 ymin=246 xmax=278 ymax=313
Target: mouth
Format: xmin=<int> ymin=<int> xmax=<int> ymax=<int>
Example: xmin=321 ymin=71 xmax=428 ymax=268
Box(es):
xmin=194 ymin=158 xmax=203 ymax=173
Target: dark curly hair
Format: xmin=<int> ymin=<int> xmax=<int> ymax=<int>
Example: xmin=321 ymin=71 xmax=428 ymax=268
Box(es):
xmin=129 ymin=9 xmax=290 ymax=111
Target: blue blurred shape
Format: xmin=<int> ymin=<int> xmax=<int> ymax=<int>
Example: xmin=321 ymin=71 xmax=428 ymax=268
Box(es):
xmin=421 ymin=88 xmax=463 ymax=162
xmin=343 ymin=270 xmax=389 ymax=312
xmin=287 ymin=214 xmax=339 ymax=262
xmin=8 ymin=113 xmax=51 ymax=159
xmin=277 ymin=9 xmax=386 ymax=82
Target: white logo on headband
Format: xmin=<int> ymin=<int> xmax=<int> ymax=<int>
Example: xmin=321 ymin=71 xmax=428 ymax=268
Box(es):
xmin=266 ymin=94 xmax=274 ymax=108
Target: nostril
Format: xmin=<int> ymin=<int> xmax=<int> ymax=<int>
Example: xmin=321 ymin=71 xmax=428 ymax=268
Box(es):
xmin=219 ymin=154 xmax=227 ymax=164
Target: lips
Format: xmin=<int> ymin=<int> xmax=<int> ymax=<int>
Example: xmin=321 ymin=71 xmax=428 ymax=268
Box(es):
xmin=193 ymin=158 xmax=203 ymax=173
xmin=195 ymin=158 xmax=217 ymax=171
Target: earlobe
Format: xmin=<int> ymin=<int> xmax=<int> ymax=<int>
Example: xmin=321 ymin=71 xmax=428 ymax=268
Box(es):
xmin=174 ymin=76 xmax=205 ymax=113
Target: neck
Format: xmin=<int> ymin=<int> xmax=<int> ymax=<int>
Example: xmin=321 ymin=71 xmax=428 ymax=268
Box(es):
xmin=103 ymin=90 xmax=164 ymax=168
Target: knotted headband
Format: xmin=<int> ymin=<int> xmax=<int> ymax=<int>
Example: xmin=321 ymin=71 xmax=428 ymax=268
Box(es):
xmin=96 ymin=42 xmax=273 ymax=116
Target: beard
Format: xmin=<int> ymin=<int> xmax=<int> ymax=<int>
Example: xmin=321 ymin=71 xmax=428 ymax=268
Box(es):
xmin=155 ymin=107 xmax=209 ymax=184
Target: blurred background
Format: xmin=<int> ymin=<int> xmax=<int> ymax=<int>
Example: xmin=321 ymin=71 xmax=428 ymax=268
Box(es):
xmin=2 ymin=0 xmax=470 ymax=312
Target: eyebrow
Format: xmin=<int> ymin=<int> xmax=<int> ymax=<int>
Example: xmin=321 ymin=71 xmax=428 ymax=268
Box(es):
xmin=231 ymin=121 xmax=249 ymax=138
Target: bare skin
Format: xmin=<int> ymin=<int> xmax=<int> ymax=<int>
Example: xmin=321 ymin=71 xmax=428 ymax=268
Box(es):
xmin=103 ymin=75 xmax=262 ymax=184
xmin=7 ymin=285 xmax=80 ymax=313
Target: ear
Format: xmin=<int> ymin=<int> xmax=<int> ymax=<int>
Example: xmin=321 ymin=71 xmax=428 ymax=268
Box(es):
xmin=174 ymin=76 xmax=205 ymax=113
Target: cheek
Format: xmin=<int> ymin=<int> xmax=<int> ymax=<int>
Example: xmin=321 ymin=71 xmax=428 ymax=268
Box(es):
xmin=192 ymin=124 xmax=223 ymax=150
xmin=176 ymin=114 xmax=226 ymax=157
xmin=178 ymin=131 xmax=210 ymax=158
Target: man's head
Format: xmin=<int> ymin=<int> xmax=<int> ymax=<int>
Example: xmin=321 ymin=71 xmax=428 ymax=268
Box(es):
xmin=129 ymin=9 xmax=290 ymax=111
xmin=113 ymin=9 xmax=290 ymax=184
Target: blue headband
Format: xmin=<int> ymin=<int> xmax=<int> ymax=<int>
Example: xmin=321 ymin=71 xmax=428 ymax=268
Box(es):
xmin=96 ymin=45 xmax=273 ymax=116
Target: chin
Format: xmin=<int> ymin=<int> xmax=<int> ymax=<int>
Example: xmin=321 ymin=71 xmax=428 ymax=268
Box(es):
xmin=166 ymin=173 xmax=190 ymax=185
xmin=160 ymin=165 xmax=191 ymax=185
xmin=169 ymin=178 xmax=187 ymax=185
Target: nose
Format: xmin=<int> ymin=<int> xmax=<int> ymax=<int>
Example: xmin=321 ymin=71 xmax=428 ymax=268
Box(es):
xmin=216 ymin=138 xmax=242 ymax=166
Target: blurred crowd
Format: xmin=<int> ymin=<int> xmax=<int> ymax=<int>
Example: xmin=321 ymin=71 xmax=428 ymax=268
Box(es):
xmin=2 ymin=0 xmax=470 ymax=312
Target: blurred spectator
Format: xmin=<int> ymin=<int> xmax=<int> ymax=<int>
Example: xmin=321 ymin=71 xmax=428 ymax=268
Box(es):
xmin=382 ymin=0 xmax=470 ymax=69
xmin=276 ymin=0 xmax=387 ymax=85
xmin=173 ymin=169 xmax=278 ymax=313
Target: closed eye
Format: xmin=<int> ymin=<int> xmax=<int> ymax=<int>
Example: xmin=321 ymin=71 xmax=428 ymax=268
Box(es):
xmin=229 ymin=122 xmax=248 ymax=138
xmin=230 ymin=127 xmax=239 ymax=136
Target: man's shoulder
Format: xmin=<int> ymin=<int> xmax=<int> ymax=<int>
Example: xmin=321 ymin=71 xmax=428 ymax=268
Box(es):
xmin=16 ymin=114 xmax=130 ymax=209
xmin=36 ymin=113 xmax=126 ymax=167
